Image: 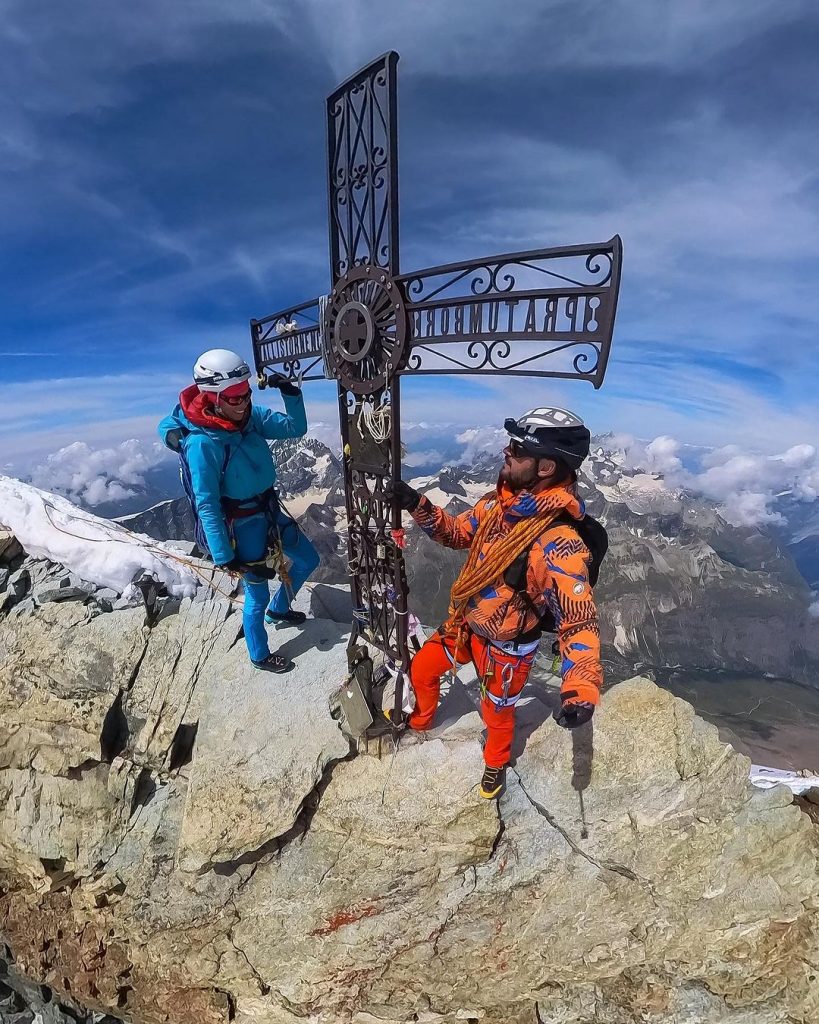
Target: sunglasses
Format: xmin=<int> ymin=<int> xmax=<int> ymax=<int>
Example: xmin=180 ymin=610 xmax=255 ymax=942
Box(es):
xmin=507 ymin=438 xmax=533 ymax=459
xmin=219 ymin=391 xmax=251 ymax=407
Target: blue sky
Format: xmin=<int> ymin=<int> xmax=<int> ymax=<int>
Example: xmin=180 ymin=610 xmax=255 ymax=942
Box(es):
xmin=2 ymin=0 xmax=819 ymax=481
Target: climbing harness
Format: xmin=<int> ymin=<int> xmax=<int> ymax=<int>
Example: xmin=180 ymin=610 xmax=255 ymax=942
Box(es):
xmin=479 ymin=641 xmax=537 ymax=713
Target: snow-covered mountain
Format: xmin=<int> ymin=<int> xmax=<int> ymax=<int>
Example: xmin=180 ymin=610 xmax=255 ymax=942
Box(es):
xmin=116 ymin=497 xmax=196 ymax=544
xmin=108 ymin=434 xmax=819 ymax=696
xmin=271 ymin=436 xmax=343 ymax=498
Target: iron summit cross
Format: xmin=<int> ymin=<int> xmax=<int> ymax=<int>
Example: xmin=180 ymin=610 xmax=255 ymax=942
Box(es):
xmin=250 ymin=51 xmax=623 ymax=696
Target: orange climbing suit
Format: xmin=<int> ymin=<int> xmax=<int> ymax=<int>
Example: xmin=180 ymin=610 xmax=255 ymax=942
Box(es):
xmin=408 ymin=479 xmax=604 ymax=768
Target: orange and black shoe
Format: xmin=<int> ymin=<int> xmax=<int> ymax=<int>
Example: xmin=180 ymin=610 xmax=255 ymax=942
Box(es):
xmin=479 ymin=764 xmax=507 ymax=800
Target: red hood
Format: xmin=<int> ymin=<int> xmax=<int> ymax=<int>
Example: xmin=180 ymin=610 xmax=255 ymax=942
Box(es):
xmin=180 ymin=384 xmax=248 ymax=432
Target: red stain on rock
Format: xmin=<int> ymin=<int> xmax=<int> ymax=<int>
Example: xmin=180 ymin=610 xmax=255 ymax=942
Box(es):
xmin=311 ymin=903 xmax=380 ymax=937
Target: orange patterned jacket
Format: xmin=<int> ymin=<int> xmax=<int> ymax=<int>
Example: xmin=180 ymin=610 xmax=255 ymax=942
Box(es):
xmin=410 ymin=479 xmax=604 ymax=706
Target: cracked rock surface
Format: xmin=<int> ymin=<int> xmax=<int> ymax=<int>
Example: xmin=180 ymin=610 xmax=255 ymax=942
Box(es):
xmin=0 ymin=563 xmax=818 ymax=1023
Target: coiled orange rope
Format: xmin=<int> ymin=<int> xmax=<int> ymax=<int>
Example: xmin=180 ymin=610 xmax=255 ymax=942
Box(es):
xmin=448 ymin=502 xmax=561 ymax=624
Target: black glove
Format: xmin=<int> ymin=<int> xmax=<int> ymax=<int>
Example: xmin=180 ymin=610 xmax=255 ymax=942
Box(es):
xmin=242 ymin=563 xmax=280 ymax=580
xmin=555 ymin=698 xmax=595 ymax=730
xmin=384 ymin=478 xmax=421 ymax=512
xmin=216 ymin=556 xmax=249 ymax=574
xmin=266 ymin=371 xmax=301 ymax=397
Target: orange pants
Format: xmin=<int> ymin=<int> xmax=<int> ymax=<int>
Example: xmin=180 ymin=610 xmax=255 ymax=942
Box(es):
xmin=408 ymin=629 xmax=536 ymax=768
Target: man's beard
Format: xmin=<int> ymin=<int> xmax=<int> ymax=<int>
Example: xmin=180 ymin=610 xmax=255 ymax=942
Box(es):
xmin=498 ymin=462 xmax=538 ymax=492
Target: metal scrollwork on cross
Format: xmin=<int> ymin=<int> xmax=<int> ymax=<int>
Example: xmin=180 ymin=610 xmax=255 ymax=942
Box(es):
xmin=250 ymin=51 xmax=623 ymax=732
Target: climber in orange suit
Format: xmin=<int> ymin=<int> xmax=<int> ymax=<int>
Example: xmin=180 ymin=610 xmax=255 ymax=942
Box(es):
xmin=385 ymin=408 xmax=604 ymax=800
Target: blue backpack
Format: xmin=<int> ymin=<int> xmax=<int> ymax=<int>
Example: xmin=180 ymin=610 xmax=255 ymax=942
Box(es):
xmin=165 ymin=433 xmax=232 ymax=560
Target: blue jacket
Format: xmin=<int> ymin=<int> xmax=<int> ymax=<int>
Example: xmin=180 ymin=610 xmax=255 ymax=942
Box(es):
xmin=158 ymin=386 xmax=307 ymax=564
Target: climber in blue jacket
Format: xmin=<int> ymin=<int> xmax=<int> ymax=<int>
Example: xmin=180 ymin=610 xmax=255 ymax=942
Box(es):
xmin=159 ymin=348 xmax=320 ymax=672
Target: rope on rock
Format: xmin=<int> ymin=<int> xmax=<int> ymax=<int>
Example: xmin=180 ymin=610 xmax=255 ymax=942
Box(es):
xmin=40 ymin=499 xmax=247 ymax=607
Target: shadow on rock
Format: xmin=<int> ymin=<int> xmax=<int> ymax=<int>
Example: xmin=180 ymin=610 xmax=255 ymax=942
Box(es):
xmin=510 ymin=682 xmax=560 ymax=763
xmin=572 ymin=721 xmax=594 ymax=839
xmin=271 ymin=620 xmax=345 ymax=662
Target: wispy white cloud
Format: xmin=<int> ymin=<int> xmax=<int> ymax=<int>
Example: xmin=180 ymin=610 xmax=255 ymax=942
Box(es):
xmin=27 ymin=439 xmax=168 ymax=507
xmin=1 ymin=352 xmax=58 ymax=359
xmin=0 ymin=372 xmax=186 ymax=433
xmin=617 ymin=434 xmax=819 ymax=526
xmin=454 ymin=426 xmax=507 ymax=464
xmin=3 ymin=371 xmax=343 ymax=473
xmin=403 ymin=448 xmax=446 ymax=468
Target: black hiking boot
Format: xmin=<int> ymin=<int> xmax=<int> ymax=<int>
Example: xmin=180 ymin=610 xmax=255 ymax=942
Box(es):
xmin=383 ymin=707 xmax=429 ymax=748
xmin=383 ymin=707 xmax=410 ymax=730
xmin=264 ymin=609 xmax=307 ymax=626
xmin=252 ymin=652 xmax=295 ymax=673
xmin=479 ymin=765 xmax=507 ymax=800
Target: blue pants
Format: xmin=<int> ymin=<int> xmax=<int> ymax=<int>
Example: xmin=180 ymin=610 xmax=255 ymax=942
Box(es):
xmin=232 ymin=510 xmax=319 ymax=663
xmin=267 ymin=511 xmax=320 ymax=617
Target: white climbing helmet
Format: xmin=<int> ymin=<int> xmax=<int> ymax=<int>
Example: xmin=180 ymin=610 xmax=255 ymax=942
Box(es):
xmin=504 ymin=407 xmax=591 ymax=469
xmin=193 ymin=349 xmax=252 ymax=394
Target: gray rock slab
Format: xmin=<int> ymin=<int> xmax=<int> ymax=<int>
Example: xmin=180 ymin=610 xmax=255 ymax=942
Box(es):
xmin=0 ymin=530 xmax=23 ymax=564
xmin=176 ymin=615 xmax=352 ymax=872
xmin=91 ymin=588 xmax=120 ymax=612
xmin=308 ymin=583 xmax=352 ymax=624
xmin=8 ymin=597 xmax=36 ymax=618
xmin=229 ymin=734 xmax=498 ymax=1018
xmin=0 ymin=602 xmax=147 ymax=776
xmin=8 ymin=567 xmax=28 ymax=586
xmin=27 ymin=558 xmax=61 ymax=588
xmin=1 ymin=567 xmax=29 ymax=609
xmin=125 ymin=591 xmax=236 ymax=772
xmin=33 ymin=579 xmax=93 ymax=604
xmin=0 ymin=763 xmax=130 ymax=885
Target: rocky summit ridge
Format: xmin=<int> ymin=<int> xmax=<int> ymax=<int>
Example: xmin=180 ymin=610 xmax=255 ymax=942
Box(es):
xmin=0 ymin=521 xmax=818 ymax=1024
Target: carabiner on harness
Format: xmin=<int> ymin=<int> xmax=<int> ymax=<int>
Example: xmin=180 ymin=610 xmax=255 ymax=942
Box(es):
xmin=481 ymin=657 xmax=522 ymax=713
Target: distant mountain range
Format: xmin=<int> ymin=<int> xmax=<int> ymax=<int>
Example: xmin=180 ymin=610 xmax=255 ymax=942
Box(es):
xmin=114 ymin=434 xmax=819 ymax=695
xmin=770 ymin=495 xmax=819 ymax=590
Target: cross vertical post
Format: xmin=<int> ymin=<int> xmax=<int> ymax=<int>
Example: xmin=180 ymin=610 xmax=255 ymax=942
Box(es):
xmin=250 ymin=51 xmax=623 ymax=731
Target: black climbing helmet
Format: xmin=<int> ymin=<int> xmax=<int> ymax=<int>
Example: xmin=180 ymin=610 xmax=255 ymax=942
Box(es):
xmin=504 ymin=407 xmax=591 ymax=470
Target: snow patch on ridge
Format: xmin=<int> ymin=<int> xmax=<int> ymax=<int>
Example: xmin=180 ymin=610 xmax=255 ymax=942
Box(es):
xmin=0 ymin=476 xmax=199 ymax=598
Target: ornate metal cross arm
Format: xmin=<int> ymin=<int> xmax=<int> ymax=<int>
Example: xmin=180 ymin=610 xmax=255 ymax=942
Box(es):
xmin=396 ymin=236 xmax=622 ymax=387
xmin=250 ymin=296 xmax=326 ymax=384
